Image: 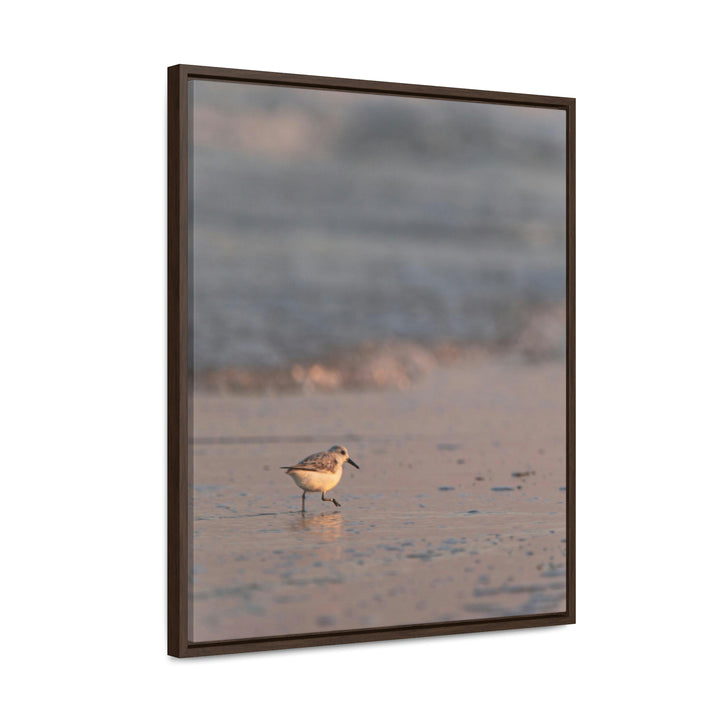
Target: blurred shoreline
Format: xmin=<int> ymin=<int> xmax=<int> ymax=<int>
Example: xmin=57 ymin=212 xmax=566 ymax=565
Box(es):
xmin=195 ymin=301 xmax=565 ymax=394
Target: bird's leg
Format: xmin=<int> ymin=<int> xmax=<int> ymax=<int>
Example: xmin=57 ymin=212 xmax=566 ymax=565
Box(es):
xmin=301 ymin=491 xmax=306 ymax=513
xmin=321 ymin=492 xmax=341 ymax=508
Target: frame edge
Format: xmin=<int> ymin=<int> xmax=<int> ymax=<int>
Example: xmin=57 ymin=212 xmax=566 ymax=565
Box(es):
xmin=173 ymin=63 xmax=574 ymax=109
xmin=168 ymin=64 xmax=190 ymax=657
xmin=565 ymin=97 xmax=577 ymax=626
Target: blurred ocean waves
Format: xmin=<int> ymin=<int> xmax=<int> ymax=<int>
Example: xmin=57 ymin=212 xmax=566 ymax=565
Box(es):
xmin=189 ymin=80 xmax=566 ymax=382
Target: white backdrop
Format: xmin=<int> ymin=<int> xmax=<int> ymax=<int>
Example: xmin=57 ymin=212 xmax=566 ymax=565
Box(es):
xmin=2 ymin=2 xmax=719 ymax=718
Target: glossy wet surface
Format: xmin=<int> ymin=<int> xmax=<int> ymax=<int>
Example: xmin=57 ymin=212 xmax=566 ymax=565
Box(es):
xmin=190 ymin=360 xmax=567 ymax=642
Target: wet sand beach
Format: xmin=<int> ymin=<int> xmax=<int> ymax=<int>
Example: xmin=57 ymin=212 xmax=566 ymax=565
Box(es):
xmin=190 ymin=356 xmax=567 ymax=642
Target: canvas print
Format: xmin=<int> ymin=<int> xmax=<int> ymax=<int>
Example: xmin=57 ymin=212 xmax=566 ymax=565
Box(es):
xmin=187 ymin=77 xmax=568 ymax=643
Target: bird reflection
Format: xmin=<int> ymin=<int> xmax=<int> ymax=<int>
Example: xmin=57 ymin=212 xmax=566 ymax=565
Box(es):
xmin=291 ymin=511 xmax=344 ymax=541
xmin=289 ymin=512 xmax=345 ymax=563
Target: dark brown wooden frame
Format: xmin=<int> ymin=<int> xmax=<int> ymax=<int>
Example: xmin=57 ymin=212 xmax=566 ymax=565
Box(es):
xmin=168 ymin=64 xmax=575 ymax=657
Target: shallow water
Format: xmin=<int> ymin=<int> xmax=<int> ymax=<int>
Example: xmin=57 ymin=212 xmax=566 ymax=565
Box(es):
xmin=189 ymin=360 xmax=567 ymax=642
xmin=191 ymin=499 xmax=566 ymax=642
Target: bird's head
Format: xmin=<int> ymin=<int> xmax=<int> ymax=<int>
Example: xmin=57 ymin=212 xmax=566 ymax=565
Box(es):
xmin=329 ymin=445 xmax=359 ymax=469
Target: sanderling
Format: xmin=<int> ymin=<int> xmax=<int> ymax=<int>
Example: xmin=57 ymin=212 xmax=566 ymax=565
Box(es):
xmin=281 ymin=445 xmax=359 ymax=512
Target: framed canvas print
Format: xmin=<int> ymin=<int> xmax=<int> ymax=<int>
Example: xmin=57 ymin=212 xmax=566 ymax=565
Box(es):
xmin=168 ymin=64 xmax=575 ymax=657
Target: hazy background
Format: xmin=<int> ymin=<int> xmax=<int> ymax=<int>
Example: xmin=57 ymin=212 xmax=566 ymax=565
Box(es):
xmin=190 ymin=80 xmax=566 ymax=381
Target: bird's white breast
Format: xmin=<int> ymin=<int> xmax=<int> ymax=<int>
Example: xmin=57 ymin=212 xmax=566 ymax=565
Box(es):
xmin=288 ymin=467 xmax=342 ymax=493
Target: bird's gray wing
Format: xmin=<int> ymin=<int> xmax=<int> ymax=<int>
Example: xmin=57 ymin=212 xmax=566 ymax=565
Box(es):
xmin=281 ymin=451 xmax=337 ymax=473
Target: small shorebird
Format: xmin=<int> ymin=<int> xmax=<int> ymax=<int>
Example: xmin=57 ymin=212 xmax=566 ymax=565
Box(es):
xmin=281 ymin=445 xmax=359 ymax=512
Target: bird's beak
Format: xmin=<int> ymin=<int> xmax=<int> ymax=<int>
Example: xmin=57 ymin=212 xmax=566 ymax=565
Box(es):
xmin=348 ymin=458 xmax=359 ymax=469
